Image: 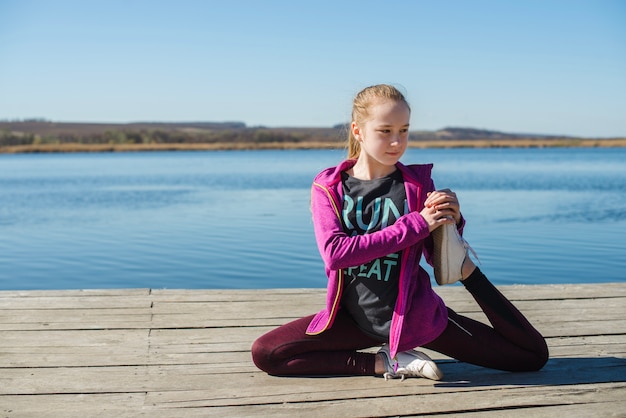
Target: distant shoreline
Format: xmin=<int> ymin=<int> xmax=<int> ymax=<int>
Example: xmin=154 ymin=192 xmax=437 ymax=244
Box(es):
xmin=3 ymin=121 xmax=624 ymax=153
xmin=1 ymin=138 xmax=626 ymax=154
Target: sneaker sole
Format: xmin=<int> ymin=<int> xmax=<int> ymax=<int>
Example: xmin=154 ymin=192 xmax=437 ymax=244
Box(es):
xmin=432 ymin=223 xmax=465 ymax=285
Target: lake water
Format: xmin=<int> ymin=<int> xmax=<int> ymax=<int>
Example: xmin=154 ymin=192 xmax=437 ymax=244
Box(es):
xmin=1 ymin=148 xmax=625 ymax=290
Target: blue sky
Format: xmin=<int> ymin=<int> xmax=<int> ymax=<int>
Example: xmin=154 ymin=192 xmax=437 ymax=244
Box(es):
xmin=0 ymin=0 xmax=624 ymax=137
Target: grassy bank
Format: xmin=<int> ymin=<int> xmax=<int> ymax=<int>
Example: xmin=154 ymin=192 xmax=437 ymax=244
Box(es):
xmin=1 ymin=137 xmax=626 ymax=153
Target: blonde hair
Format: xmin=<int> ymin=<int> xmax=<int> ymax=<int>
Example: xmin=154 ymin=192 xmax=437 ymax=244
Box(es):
xmin=347 ymin=84 xmax=411 ymax=159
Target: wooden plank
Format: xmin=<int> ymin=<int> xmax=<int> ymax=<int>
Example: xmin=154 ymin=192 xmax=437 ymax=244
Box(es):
xmin=143 ymin=382 xmax=626 ymax=415
xmin=149 ymin=327 xmax=265 ymax=344
xmin=0 ymin=320 xmax=153 ymax=331
xmin=146 ymin=303 xmax=624 ymax=325
xmin=1 ymin=282 xmax=622 ymax=302
xmin=0 ymin=288 xmax=151 ymax=297
xmin=4 ymin=394 xmax=624 ymax=418
xmin=0 ymin=366 xmax=150 ymax=395
xmin=3 ymin=328 xmax=621 ymax=369
xmin=1 ymin=301 xmax=623 ymax=331
xmin=147 ymin=297 xmax=625 ymax=316
xmin=145 ymin=356 xmax=626 ymax=399
xmin=0 ymin=329 xmax=148 ymax=347
xmin=4 ymin=356 xmax=623 ymax=398
xmin=1 ymin=286 xmax=622 ymax=311
xmin=548 ymin=334 xmax=626 ymax=348
xmin=147 ymin=283 xmax=626 ymax=299
xmin=149 ymin=288 xmax=326 ymax=299
xmin=0 ymin=296 xmax=151 ymax=309
xmin=0 ymin=329 xmax=149 ymax=367
xmin=0 ymin=308 xmax=150 ymax=320
xmin=440 ymin=296 xmax=626 ymax=312
xmin=451 ymin=400 xmax=626 ymax=418
xmin=151 ymin=390 xmax=625 ymax=418
xmin=458 ymin=282 xmax=626 ymax=299
xmin=0 ymin=393 xmax=147 ymax=417
xmin=146 ymin=316 xmax=626 ymax=337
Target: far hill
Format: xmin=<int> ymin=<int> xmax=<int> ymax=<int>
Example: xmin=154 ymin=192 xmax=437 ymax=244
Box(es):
xmin=422 ymin=127 xmax=558 ymax=140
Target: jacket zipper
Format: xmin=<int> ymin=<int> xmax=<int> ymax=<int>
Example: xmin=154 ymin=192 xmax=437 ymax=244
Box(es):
xmin=307 ymin=182 xmax=344 ymax=335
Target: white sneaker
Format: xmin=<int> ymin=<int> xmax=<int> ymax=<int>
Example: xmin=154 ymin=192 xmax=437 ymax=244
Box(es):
xmin=378 ymin=345 xmax=443 ymax=381
xmin=431 ymin=223 xmax=478 ymax=285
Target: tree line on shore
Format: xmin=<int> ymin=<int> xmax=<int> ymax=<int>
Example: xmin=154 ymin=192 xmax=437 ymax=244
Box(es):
xmin=0 ymin=122 xmax=343 ymax=147
xmin=1 ymin=120 xmax=624 ymax=151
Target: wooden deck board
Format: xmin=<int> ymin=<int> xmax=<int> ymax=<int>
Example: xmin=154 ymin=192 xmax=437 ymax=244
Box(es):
xmin=1 ymin=283 xmax=625 ymax=417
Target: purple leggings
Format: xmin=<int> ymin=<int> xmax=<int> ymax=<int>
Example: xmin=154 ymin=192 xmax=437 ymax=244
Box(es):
xmin=251 ymin=268 xmax=548 ymax=376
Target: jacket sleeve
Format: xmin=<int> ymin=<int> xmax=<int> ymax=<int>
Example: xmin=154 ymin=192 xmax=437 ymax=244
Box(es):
xmin=311 ymin=182 xmax=431 ymax=271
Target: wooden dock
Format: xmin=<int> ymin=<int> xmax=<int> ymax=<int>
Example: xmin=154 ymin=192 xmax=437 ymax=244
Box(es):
xmin=1 ymin=283 xmax=625 ymax=417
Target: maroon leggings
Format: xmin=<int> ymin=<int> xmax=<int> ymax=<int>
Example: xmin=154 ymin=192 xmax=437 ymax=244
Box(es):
xmin=251 ymin=268 xmax=549 ymax=376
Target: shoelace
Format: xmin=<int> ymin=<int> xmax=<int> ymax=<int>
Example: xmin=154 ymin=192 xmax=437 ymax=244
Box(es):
xmin=461 ymin=236 xmax=481 ymax=265
xmin=383 ymin=358 xmax=407 ymax=381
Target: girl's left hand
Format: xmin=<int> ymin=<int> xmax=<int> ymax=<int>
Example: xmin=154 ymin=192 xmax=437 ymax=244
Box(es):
xmin=425 ymin=189 xmax=462 ymax=225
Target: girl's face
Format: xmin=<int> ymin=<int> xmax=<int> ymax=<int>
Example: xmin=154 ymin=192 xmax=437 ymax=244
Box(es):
xmin=352 ymin=99 xmax=410 ymax=171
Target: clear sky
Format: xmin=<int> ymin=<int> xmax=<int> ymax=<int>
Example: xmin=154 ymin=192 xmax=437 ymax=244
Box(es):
xmin=1 ymin=0 xmax=624 ymax=137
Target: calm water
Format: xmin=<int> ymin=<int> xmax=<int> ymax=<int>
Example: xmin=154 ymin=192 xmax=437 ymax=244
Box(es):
xmin=1 ymin=148 xmax=625 ymax=290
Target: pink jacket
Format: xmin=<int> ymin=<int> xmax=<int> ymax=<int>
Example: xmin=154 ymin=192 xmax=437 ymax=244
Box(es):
xmin=306 ymin=159 xmax=450 ymax=358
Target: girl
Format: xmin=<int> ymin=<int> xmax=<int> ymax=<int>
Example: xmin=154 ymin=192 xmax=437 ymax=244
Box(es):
xmin=251 ymin=84 xmax=548 ymax=380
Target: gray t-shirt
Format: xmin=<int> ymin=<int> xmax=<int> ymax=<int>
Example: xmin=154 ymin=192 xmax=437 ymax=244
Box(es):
xmin=340 ymin=169 xmax=408 ymax=340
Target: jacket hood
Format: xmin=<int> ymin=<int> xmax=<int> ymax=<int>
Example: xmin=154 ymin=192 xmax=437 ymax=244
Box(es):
xmin=313 ymin=159 xmax=356 ymax=188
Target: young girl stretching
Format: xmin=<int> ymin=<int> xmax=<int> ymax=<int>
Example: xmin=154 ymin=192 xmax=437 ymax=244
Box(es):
xmin=251 ymin=84 xmax=548 ymax=380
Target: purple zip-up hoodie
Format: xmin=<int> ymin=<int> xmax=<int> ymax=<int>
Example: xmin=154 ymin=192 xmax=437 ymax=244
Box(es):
xmin=306 ymin=159 xmax=451 ymax=359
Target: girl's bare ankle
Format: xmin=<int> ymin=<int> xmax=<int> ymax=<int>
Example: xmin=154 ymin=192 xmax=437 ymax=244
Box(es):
xmin=461 ymin=257 xmax=476 ymax=281
xmin=374 ymin=353 xmax=384 ymax=375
